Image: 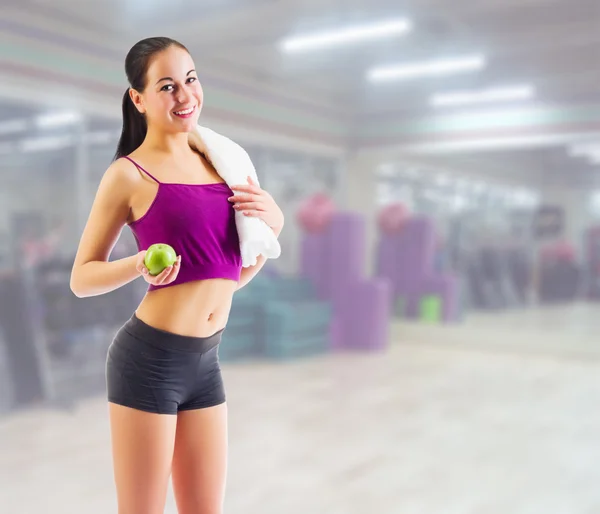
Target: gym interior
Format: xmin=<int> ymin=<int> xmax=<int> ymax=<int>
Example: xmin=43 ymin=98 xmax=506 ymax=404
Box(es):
xmin=2 ymin=1 xmax=600 ymax=512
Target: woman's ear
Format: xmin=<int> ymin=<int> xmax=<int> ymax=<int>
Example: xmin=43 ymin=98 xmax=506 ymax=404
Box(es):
xmin=129 ymin=89 xmax=146 ymax=115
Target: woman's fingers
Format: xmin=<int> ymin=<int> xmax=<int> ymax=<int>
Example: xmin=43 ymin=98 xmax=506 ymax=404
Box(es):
xmin=158 ymin=256 xmax=181 ymax=285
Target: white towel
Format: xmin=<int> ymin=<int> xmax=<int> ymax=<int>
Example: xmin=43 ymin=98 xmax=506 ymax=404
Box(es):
xmin=188 ymin=125 xmax=282 ymax=267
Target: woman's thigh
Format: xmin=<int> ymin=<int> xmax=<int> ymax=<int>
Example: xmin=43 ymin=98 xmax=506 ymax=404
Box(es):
xmin=108 ymin=403 xmax=178 ymax=514
xmin=171 ymin=403 xmax=228 ymax=514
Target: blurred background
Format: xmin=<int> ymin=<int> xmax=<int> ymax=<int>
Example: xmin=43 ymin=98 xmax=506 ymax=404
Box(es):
xmin=2 ymin=0 xmax=600 ymax=512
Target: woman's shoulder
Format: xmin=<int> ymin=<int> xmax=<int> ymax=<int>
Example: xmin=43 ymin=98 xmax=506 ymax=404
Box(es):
xmin=103 ymin=156 xmax=146 ymax=189
xmin=89 ymin=157 xmax=144 ymax=206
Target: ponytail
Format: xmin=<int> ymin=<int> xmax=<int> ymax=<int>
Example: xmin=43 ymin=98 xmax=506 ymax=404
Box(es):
xmin=113 ymin=88 xmax=147 ymax=160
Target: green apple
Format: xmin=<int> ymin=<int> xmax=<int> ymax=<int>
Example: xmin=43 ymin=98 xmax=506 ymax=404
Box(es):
xmin=144 ymin=243 xmax=177 ymax=276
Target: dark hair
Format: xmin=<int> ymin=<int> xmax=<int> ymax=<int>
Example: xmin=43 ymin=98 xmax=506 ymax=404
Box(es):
xmin=114 ymin=37 xmax=189 ymax=160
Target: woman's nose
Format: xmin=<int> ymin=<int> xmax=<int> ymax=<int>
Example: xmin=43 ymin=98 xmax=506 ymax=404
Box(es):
xmin=176 ymin=87 xmax=191 ymax=104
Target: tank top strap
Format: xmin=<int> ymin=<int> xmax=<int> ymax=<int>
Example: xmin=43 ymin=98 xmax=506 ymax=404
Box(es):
xmin=122 ymin=156 xmax=161 ymax=184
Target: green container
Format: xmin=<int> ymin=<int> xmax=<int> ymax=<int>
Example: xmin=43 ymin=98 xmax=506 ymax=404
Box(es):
xmin=419 ymin=295 xmax=442 ymax=323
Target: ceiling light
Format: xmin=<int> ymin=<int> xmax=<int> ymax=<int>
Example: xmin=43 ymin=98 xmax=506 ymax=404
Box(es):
xmin=0 ymin=118 xmax=29 ymax=135
xmin=35 ymin=111 xmax=82 ymax=129
xmin=588 ymin=154 xmax=600 ymax=165
xmin=367 ymin=55 xmax=485 ymax=82
xmin=19 ymin=135 xmax=73 ymax=153
xmin=578 ymin=150 xmax=600 ymax=163
xmin=401 ymin=131 xmax=600 ymax=154
xmin=84 ymin=131 xmax=116 ymax=145
xmin=431 ymin=86 xmax=535 ymax=107
xmin=568 ymin=140 xmax=600 ymax=157
xmin=280 ymin=18 xmax=411 ymax=53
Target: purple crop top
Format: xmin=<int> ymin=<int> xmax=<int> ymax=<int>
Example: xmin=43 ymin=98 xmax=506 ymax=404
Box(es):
xmin=122 ymin=156 xmax=242 ymax=291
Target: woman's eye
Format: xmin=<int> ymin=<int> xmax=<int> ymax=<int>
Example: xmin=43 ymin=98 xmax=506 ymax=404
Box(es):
xmin=161 ymin=78 xmax=196 ymax=91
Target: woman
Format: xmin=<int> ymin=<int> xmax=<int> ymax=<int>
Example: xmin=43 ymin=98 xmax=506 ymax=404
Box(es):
xmin=70 ymin=37 xmax=284 ymax=514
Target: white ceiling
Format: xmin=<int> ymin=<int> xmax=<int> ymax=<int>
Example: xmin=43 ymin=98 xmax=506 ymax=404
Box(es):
xmin=2 ymin=0 xmax=600 ymax=188
xmin=13 ymin=0 xmax=600 ymax=115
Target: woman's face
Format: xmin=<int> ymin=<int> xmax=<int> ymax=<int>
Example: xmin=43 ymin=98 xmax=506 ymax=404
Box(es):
xmin=132 ymin=45 xmax=204 ymax=134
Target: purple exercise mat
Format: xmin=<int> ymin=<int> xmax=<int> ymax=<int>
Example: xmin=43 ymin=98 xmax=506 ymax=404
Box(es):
xmin=342 ymin=279 xmax=391 ymax=350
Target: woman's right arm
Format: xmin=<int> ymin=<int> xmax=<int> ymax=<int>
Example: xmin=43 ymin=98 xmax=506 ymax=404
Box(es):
xmin=70 ymin=162 xmax=140 ymax=298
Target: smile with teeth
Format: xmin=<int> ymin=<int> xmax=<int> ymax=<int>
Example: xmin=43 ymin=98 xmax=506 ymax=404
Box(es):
xmin=174 ymin=105 xmax=196 ymax=116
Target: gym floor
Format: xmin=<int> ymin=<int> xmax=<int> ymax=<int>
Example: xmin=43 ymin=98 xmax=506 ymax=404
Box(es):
xmin=1 ymin=303 xmax=599 ymax=513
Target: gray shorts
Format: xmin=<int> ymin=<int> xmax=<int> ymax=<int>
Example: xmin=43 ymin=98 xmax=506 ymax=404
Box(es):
xmin=106 ymin=314 xmax=226 ymax=415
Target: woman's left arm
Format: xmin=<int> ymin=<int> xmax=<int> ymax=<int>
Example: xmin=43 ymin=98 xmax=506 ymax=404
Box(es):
xmin=228 ymin=177 xmax=284 ymax=290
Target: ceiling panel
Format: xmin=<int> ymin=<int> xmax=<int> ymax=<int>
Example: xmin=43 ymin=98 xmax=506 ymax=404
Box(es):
xmin=5 ymin=0 xmax=598 ymax=115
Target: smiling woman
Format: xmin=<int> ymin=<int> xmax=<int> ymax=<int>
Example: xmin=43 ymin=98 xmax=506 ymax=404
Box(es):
xmin=69 ymin=36 xmax=283 ymax=514
xmin=115 ymin=37 xmax=204 ymax=160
